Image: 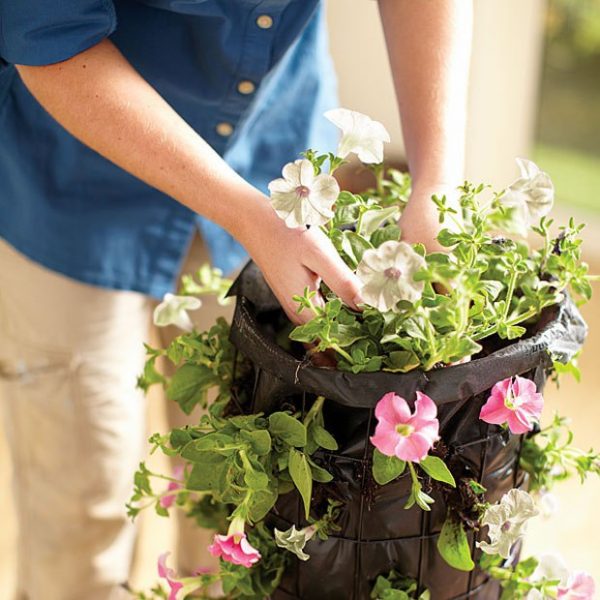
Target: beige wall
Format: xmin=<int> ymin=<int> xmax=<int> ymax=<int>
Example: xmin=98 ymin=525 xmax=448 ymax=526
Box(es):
xmin=326 ymin=0 xmax=547 ymax=186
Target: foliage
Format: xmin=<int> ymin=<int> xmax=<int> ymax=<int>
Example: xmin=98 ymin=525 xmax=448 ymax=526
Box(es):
xmin=521 ymin=412 xmax=600 ymax=492
xmin=290 ymin=158 xmax=593 ymax=373
xmin=370 ymin=571 xmax=430 ymax=600
xmin=138 ymin=317 xmax=243 ymax=416
xmin=128 ymin=397 xmax=337 ymax=525
xmin=481 ymin=554 xmax=562 ymax=600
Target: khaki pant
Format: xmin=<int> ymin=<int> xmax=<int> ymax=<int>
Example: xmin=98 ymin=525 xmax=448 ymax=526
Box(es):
xmin=0 ymin=235 xmax=234 ymax=600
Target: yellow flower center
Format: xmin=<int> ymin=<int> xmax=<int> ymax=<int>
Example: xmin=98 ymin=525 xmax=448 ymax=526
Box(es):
xmin=503 ymin=387 xmax=522 ymax=411
xmin=395 ymin=423 xmax=414 ymax=437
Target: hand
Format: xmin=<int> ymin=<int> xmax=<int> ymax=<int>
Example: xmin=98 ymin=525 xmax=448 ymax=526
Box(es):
xmin=399 ymin=182 xmax=461 ymax=252
xmin=240 ymin=204 xmax=362 ymax=325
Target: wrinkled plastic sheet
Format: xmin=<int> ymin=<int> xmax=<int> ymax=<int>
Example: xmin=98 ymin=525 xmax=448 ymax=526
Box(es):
xmin=228 ymin=261 xmax=587 ymax=600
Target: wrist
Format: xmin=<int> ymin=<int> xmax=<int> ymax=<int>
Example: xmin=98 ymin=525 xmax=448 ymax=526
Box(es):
xmin=229 ymin=191 xmax=281 ymax=253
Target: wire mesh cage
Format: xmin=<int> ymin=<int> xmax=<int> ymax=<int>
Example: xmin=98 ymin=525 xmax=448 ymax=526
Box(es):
xmin=227 ymin=262 xmax=587 ymax=600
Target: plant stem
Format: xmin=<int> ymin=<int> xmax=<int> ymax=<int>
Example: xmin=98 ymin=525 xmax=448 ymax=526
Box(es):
xmin=472 ymin=307 xmax=538 ymax=342
xmin=331 ymin=343 xmax=354 ymax=364
xmin=502 ymin=268 xmax=518 ymax=322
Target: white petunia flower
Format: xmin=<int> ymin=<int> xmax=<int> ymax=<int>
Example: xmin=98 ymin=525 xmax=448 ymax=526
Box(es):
xmin=274 ymin=524 xmax=316 ymax=562
xmin=356 ymin=240 xmax=426 ymax=312
xmin=477 ymin=489 xmax=539 ymax=559
xmin=268 ymin=159 xmax=340 ymax=228
xmin=502 ymin=158 xmax=554 ymax=235
xmin=153 ymin=293 xmax=202 ymax=332
xmin=324 ymin=108 xmax=390 ymax=164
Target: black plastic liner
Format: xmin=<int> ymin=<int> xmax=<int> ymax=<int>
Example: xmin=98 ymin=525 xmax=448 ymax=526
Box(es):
xmin=228 ymin=262 xmax=587 ymax=600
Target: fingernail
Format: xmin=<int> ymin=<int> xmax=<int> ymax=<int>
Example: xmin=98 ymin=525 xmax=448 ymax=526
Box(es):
xmin=352 ymin=293 xmax=364 ymax=308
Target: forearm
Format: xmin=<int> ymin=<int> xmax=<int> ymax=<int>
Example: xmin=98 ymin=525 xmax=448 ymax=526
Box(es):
xmin=15 ymin=39 xmax=270 ymax=247
xmin=378 ymin=0 xmax=473 ymax=189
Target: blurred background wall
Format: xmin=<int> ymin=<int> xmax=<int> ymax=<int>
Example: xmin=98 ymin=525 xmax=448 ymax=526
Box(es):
xmin=1 ymin=0 xmax=599 ymax=596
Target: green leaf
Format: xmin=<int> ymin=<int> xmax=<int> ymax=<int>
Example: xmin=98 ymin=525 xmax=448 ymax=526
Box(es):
xmin=244 ymin=467 xmax=269 ymax=491
xmin=307 ymin=456 xmax=334 ymax=482
xmin=288 ymin=448 xmax=313 ymax=518
xmin=240 ymin=429 xmax=272 ymax=455
xmin=384 ymin=350 xmax=421 ymax=373
xmin=248 ymin=488 xmax=278 ymax=522
xmin=269 ymin=412 xmax=307 ymax=447
xmin=341 ymin=230 xmax=374 ymax=266
xmin=169 ymin=428 xmax=193 ymax=449
xmin=437 ymin=517 xmax=475 ymax=571
xmin=310 ymin=423 xmax=338 ymax=451
xmin=419 ymin=456 xmax=456 ymax=487
xmin=370 ymin=223 xmax=401 ymax=247
xmin=358 ymin=206 xmax=400 ymax=236
xmin=187 ymin=460 xmax=228 ymax=492
xmin=468 ymin=480 xmax=487 ymax=495
xmin=436 ymin=228 xmax=461 ymax=247
xmin=166 ymin=363 xmax=214 ymax=414
xmin=181 ymin=433 xmax=237 ymax=462
xmin=372 ymin=449 xmax=406 ymax=485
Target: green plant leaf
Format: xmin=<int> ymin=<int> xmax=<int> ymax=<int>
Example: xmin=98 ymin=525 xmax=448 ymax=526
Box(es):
xmin=358 ymin=206 xmax=400 ymax=236
xmin=244 ymin=467 xmax=269 ymax=491
xmin=187 ymin=460 xmax=228 ymax=493
xmin=181 ymin=433 xmax=237 ymax=462
xmin=169 ymin=428 xmax=193 ymax=449
xmin=372 ymin=449 xmax=406 ymax=485
xmin=341 ymin=230 xmax=374 ymax=266
xmin=166 ymin=363 xmax=214 ymax=414
xmin=310 ymin=423 xmax=338 ymax=451
xmin=247 ymin=488 xmax=278 ymax=522
xmin=307 ymin=456 xmax=334 ymax=482
xmin=437 ymin=516 xmax=475 ymax=571
xmin=269 ymin=412 xmax=307 ymax=447
xmin=240 ymin=429 xmax=272 ymax=455
xmin=419 ymin=455 xmax=456 ymax=487
xmin=288 ymin=448 xmax=313 ymax=518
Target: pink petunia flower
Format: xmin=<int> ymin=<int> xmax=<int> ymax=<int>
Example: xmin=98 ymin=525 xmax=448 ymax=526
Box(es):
xmin=208 ymin=532 xmax=261 ymax=568
xmin=558 ymin=571 xmax=596 ymax=600
xmin=157 ymin=552 xmax=184 ymax=600
xmin=370 ymin=391 xmax=440 ymax=463
xmin=479 ymin=376 xmax=544 ymax=434
xmin=208 ymin=516 xmax=261 ymax=568
xmin=159 ymin=465 xmax=185 ymax=509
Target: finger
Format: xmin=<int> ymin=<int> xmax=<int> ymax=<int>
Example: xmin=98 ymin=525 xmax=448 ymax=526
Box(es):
xmin=303 ymin=230 xmax=363 ymax=310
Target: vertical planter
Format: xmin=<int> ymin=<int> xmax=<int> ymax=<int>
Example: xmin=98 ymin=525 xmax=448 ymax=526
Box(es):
xmin=228 ymin=262 xmax=587 ymax=600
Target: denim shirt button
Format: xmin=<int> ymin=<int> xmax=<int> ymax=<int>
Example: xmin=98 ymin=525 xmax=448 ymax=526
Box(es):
xmin=237 ymin=80 xmax=256 ymax=95
xmin=216 ymin=122 xmax=234 ymax=137
xmin=256 ymin=14 xmax=273 ymax=29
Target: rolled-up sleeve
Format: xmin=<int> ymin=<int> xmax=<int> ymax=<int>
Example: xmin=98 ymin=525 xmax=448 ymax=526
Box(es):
xmin=0 ymin=0 xmax=116 ymax=66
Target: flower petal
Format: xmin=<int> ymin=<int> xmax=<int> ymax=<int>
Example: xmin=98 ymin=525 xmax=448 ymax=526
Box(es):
xmin=414 ymin=392 xmax=437 ymax=421
xmin=480 ymin=393 xmax=512 ymax=425
xmin=281 ymin=160 xmax=302 ymax=187
xmin=394 ymin=432 xmax=433 ymax=463
xmin=370 ymin=419 xmax=401 ymax=456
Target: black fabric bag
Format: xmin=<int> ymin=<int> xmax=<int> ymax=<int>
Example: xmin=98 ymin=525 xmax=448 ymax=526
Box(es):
xmin=228 ymin=262 xmax=587 ymax=600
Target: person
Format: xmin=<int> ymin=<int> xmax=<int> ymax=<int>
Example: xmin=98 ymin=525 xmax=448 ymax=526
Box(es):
xmin=0 ymin=0 xmax=472 ymax=598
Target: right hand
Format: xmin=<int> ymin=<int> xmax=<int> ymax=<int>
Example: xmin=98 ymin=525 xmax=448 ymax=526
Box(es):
xmin=241 ymin=206 xmax=363 ymax=325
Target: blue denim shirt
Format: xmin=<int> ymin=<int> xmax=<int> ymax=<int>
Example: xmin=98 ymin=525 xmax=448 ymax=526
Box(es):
xmin=0 ymin=0 xmax=338 ymax=298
